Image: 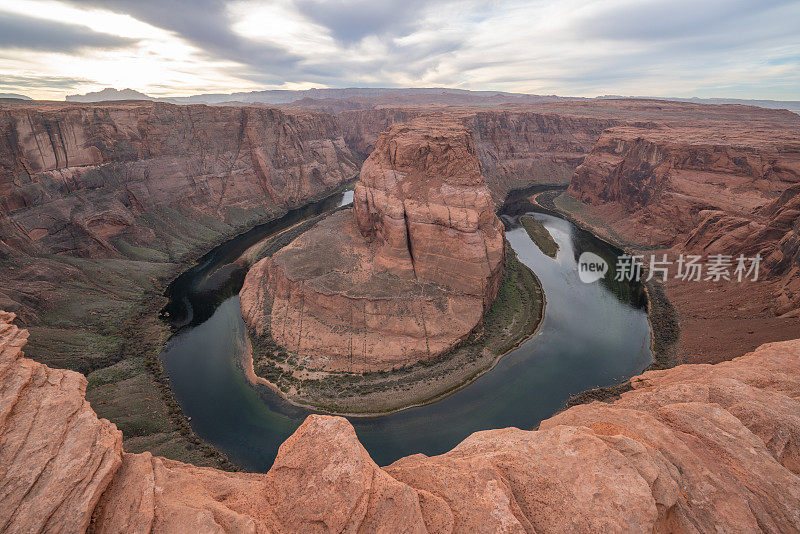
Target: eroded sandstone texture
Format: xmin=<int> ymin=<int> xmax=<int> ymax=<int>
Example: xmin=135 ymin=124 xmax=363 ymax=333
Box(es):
xmin=2 ymin=312 xmax=799 ymax=532
xmin=0 ymin=101 xmax=359 ymax=259
xmin=0 ymin=101 xmax=360 ymax=332
xmin=240 ymin=118 xmax=505 ymax=371
xmin=563 ymin=105 xmax=800 ymax=322
xmin=336 ymin=108 xmax=621 ymax=199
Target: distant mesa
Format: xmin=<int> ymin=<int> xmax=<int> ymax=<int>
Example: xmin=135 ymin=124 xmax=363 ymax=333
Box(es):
xmin=65 ymin=87 xmax=154 ymax=102
xmin=0 ymin=93 xmax=32 ymax=100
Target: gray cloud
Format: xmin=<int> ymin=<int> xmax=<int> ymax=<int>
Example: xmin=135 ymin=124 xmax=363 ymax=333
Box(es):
xmin=577 ymin=0 xmax=795 ymax=42
xmin=66 ymin=0 xmax=300 ymax=72
xmin=6 ymin=0 xmax=800 ymax=99
xmin=0 ymin=74 xmax=89 ymax=94
xmin=64 ymin=0 xmax=469 ymax=84
xmin=0 ymin=11 xmax=135 ymax=51
xmin=294 ymin=0 xmax=431 ymax=44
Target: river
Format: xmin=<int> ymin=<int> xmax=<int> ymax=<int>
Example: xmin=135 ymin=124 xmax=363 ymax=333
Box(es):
xmin=159 ymin=189 xmax=652 ymax=471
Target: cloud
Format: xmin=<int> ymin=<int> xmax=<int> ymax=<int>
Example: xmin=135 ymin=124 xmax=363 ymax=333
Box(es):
xmin=0 ymin=74 xmax=88 ymax=89
xmin=0 ymin=11 xmax=135 ymax=51
xmin=64 ymin=0 xmax=299 ymax=72
xmin=575 ymin=0 xmax=795 ymax=42
xmin=1 ymin=0 xmax=799 ymax=99
xmin=294 ymin=0 xmax=430 ymax=44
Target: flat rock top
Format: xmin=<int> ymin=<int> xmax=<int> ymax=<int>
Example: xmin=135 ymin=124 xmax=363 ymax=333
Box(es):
xmin=272 ymin=210 xmax=451 ymax=300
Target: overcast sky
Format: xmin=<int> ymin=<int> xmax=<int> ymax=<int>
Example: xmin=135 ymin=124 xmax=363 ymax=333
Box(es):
xmin=1 ymin=0 xmax=798 ymax=100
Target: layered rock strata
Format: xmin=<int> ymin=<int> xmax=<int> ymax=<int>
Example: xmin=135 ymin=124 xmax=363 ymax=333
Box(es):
xmin=336 ymin=108 xmax=620 ymax=198
xmin=567 ymin=119 xmax=800 ymax=315
xmin=0 ymin=101 xmax=360 ymax=333
xmin=0 ymin=101 xmax=359 ymax=259
xmin=2 ymin=312 xmax=800 ymax=532
xmin=240 ymin=118 xmax=505 ymax=372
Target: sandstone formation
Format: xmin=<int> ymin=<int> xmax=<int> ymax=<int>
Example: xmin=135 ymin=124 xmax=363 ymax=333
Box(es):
xmin=0 ymin=100 xmax=361 ymax=467
xmin=0 ymin=101 xmax=359 ymax=326
xmin=240 ymin=118 xmax=505 ymax=371
xmin=0 ymin=312 xmax=122 ymax=533
xmin=336 ymin=108 xmax=620 ymax=198
xmin=562 ymin=108 xmax=800 ymax=363
xmin=0 ymin=101 xmax=359 ymax=259
xmin=338 ymin=107 xmax=424 ymax=156
xmin=2 ymin=311 xmax=800 ymax=532
xmin=568 ymin=123 xmax=800 ymax=249
xmin=468 ymin=111 xmax=620 ymax=198
xmin=3 ymin=96 xmax=800 ymax=473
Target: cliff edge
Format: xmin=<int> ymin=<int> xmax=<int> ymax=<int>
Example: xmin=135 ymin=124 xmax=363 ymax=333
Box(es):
xmin=2 ymin=312 xmax=799 ymax=531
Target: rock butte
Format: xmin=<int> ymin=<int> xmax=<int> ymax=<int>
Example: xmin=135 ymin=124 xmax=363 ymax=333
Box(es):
xmin=2 ymin=97 xmax=800 ymax=508
xmin=2 ymin=311 xmax=800 ymax=532
xmin=240 ymin=118 xmax=505 ymax=371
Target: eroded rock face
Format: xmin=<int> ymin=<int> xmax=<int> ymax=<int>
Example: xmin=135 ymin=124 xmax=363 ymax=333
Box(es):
xmin=336 ymin=108 xmax=620 ymax=199
xmin=2 ymin=312 xmax=800 ymax=532
xmin=468 ymin=111 xmax=620 ymax=198
xmin=567 ymin=120 xmax=800 ymax=315
xmin=0 ymin=101 xmax=359 ymax=259
xmin=352 ymin=120 xmax=505 ymax=299
xmin=241 ymin=118 xmax=505 ymax=372
xmin=0 ymin=312 xmax=122 ymax=533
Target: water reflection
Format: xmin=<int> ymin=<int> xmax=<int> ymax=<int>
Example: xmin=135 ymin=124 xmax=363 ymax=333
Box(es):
xmin=160 ymin=191 xmax=651 ymax=471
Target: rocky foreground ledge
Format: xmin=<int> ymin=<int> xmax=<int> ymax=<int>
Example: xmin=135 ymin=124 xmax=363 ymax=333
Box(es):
xmin=2 ymin=311 xmax=799 ymax=532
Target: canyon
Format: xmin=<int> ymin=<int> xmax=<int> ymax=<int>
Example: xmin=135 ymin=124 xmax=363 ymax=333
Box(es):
xmin=240 ymin=117 xmax=505 ymax=373
xmin=563 ymin=103 xmax=800 ymax=362
xmin=3 ymin=310 xmax=800 ymax=532
xmin=2 ymin=96 xmax=800 ymax=530
xmin=0 ymin=100 xmax=360 ymax=467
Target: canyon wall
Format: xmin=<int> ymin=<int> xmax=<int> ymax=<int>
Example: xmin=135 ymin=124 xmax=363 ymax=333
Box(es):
xmin=567 ymin=121 xmax=800 ymax=315
xmin=338 ymin=107 xmax=425 ymax=157
xmin=336 ymin=108 xmax=620 ymax=199
xmin=468 ymin=111 xmax=619 ymax=198
xmin=240 ymin=117 xmax=505 ymax=372
xmin=0 ymin=101 xmax=360 ymax=467
xmin=0 ymin=100 xmax=359 ymax=352
xmin=3 ymin=310 xmax=799 ymax=532
xmin=0 ymin=101 xmax=359 ymax=259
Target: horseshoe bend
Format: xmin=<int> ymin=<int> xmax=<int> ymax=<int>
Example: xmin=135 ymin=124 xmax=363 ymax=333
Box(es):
xmin=240 ymin=118 xmax=506 ymax=376
xmin=2 ymin=27 xmax=800 ymax=530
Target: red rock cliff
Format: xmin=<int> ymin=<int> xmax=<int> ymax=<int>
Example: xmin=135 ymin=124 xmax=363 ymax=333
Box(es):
xmin=468 ymin=110 xmax=619 ymax=198
xmin=2 ymin=311 xmax=800 ymax=532
xmin=336 ymin=108 xmax=620 ymax=199
xmin=240 ymin=117 xmax=505 ymax=372
xmin=568 ymin=121 xmax=800 ymax=314
xmin=0 ymin=101 xmax=360 ymax=258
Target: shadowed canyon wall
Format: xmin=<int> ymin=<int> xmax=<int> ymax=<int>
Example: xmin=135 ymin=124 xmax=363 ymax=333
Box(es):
xmin=0 ymin=101 xmax=360 ymax=467
xmin=0 ymin=102 xmax=359 ymax=260
xmin=557 ymin=104 xmax=800 ymax=364
xmin=567 ymin=118 xmax=800 ymax=315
